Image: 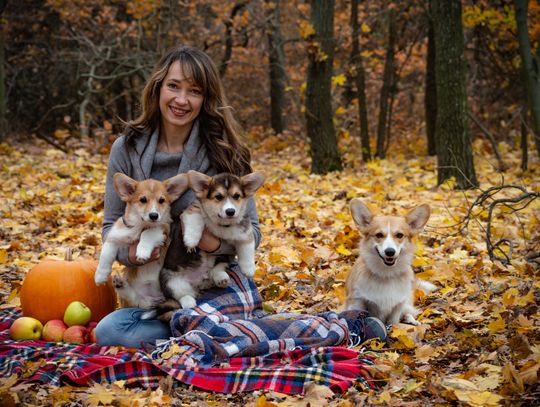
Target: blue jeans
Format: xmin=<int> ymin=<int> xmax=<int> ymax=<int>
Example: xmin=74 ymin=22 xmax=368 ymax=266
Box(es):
xmin=95 ymin=307 xmax=171 ymax=348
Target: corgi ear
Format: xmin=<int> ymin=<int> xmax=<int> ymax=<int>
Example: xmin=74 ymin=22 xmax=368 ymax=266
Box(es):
xmin=113 ymin=173 xmax=138 ymax=201
xmin=187 ymin=170 xmax=212 ymax=194
xmin=406 ymin=204 xmax=430 ymax=232
xmin=350 ymin=199 xmax=373 ymax=231
xmin=241 ymin=171 xmax=266 ymax=195
xmin=164 ymin=173 xmax=189 ymax=202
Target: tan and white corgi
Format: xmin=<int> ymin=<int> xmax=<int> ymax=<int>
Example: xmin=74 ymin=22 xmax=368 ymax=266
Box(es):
xmin=94 ymin=172 xmax=188 ymax=309
xmin=345 ymin=199 xmax=436 ymax=325
xmin=158 ymin=170 xmax=265 ymax=310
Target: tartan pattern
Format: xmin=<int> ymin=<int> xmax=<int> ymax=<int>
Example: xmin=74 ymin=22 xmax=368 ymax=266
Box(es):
xmin=160 ymin=265 xmax=368 ymax=365
xmin=0 ymin=266 xmax=377 ymax=394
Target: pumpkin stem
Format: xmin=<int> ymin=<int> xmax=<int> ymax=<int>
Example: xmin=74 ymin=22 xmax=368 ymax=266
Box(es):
xmin=65 ymin=247 xmax=73 ymax=261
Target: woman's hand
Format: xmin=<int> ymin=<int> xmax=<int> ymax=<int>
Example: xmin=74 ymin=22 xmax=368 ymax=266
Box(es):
xmin=197 ymin=227 xmax=221 ymax=253
xmin=128 ymin=241 xmax=161 ymax=265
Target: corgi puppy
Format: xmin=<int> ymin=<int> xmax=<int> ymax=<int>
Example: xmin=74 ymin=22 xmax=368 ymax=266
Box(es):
xmin=158 ymin=170 xmax=265 ymax=310
xmin=94 ymin=172 xmax=188 ymax=309
xmin=345 ymin=199 xmax=436 ymax=325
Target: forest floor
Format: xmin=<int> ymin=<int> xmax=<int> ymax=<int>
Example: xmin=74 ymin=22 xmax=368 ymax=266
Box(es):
xmin=0 ymin=131 xmax=538 ymax=406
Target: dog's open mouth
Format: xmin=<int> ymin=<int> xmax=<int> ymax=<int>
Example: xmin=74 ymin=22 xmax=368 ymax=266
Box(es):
xmin=377 ymin=250 xmax=396 ymax=266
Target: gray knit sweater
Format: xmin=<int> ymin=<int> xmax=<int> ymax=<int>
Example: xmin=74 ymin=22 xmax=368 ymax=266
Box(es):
xmin=102 ymin=121 xmax=261 ymax=268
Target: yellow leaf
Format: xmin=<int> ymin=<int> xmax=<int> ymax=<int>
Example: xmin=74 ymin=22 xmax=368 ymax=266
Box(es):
xmin=453 ymin=390 xmax=503 ymax=407
xmin=332 ymin=74 xmax=347 ymax=86
xmin=336 ymin=244 xmax=352 ymax=256
xmin=487 ymin=315 xmax=506 ymax=333
xmin=335 ymin=106 xmax=346 ymax=115
xmin=299 ymin=21 xmax=315 ymax=39
xmin=0 ymin=249 xmax=7 ymax=264
xmin=361 ymin=23 xmax=371 ymax=33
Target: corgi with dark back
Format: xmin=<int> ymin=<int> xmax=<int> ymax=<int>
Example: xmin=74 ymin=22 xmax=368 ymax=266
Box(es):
xmin=345 ymin=199 xmax=437 ymax=325
xmin=149 ymin=171 xmax=265 ymax=314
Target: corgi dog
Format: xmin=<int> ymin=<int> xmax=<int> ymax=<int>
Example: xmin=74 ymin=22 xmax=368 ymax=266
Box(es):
xmin=156 ymin=170 xmax=265 ymax=310
xmin=94 ymin=172 xmax=188 ymax=309
xmin=345 ymin=199 xmax=436 ymax=326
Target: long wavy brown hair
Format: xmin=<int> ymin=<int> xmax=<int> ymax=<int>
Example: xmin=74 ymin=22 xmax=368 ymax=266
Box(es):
xmin=124 ymin=45 xmax=251 ymax=175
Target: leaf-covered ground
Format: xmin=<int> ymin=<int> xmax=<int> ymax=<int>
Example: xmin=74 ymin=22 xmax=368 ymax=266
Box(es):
xmin=0 ymin=133 xmax=538 ymax=406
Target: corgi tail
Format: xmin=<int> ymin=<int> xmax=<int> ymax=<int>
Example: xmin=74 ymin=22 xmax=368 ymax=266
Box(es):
xmin=416 ymin=279 xmax=438 ymax=293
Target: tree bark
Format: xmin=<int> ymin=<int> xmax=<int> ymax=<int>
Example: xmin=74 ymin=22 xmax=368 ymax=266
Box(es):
xmin=0 ymin=0 xmax=6 ymax=140
xmin=375 ymin=9 xmax=396 ymax=159
xmin=266 ymin=0 xmax=286 ymax=134
xmin=432 ymin=0 xmax=478 ymax=189
xmin=514 ymin=0 xmax=540 ymax=158
xmin=425 ymin=1 xmax=437 ymax=156
xmin=220 ymin=2 xmax=248 ymax=78
xmin=350 ymin=0 xmax=371 ymax=161
xmin=305 ymin=0 xmax=342 ymax=173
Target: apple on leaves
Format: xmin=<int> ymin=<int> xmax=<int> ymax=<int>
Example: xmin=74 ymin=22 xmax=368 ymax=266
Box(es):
xmin=63 ymin=301 xmax=92 ymax=327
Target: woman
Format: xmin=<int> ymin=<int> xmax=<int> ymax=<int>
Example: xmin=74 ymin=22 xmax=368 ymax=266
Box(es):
xmin=95 ymin=45 xmax=260 ymax=347
xmin=95 ymin=45 xmax=387 ymax=350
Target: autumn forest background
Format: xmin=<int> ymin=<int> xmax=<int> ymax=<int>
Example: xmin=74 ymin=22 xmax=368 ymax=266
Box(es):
xmin=0 ymin=0 xmax=539 ymax=405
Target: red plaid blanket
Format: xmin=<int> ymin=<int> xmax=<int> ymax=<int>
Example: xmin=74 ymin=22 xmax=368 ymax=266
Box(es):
xmin=0 ymin=308 xmax=376 ymax=394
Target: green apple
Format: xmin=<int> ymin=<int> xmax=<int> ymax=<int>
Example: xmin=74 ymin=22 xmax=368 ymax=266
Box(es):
xmin=63 ymin=301 xmax=92 ymax=327
xmin=10 ymin=316 xmax=43 ymax=340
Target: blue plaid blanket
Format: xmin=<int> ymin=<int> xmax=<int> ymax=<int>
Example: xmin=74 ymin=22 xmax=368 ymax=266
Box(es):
xmin=151 ymin=265 xmax=372 ymax=367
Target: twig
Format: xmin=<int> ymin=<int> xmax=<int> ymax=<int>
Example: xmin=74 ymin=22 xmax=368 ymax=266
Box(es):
xmin=468 ymin=111 xmax=506 ymax=171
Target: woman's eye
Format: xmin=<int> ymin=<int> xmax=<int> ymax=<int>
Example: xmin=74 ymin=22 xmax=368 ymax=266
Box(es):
xmin=167 ymin=83 xmax=177 ymax=89
xmin=396 ymin=233 xmax=404 ymax=239
xmin=159 ymin=197 xmax=165 ymax=204
xmin=375 ymin=233 xmax=384 ymax=239
xmin=190 ymin=88 xmax=202 ymax=95
xmin=140 ymin=197 xmax=147 ymax=203
xmin=215 ymin=194 xmax=224 ymax=201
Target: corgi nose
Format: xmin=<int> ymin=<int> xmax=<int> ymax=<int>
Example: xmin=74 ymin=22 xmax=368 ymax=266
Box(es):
xmin=385 ymin=248 xmax=396 ymax=257
xmin=149 ymin=212 xmax=159 ymax=221
xmin=225 ymin=208 xmax=236 ymax=217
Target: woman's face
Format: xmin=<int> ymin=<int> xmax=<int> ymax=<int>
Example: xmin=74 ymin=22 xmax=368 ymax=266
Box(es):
xmin=159 ymin=61 xmax=204 ymax=137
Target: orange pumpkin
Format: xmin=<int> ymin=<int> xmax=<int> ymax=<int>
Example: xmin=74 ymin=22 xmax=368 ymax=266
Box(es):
xmin=20 ymin=249 xmax=117 ymax=324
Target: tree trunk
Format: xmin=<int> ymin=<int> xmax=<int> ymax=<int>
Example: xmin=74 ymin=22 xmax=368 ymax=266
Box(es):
xmin=432 ymin=0 xmax=478 ymax=189
xmin=350 ymin=0 xmax=370 ymax=161
xmin=305 ymin=0 xmax=342 ymax=173
xmin=220 ymin=2 xmax=247 ymax=78
xmin=266 ymin=0 xmax=286 ymax=134
xmin=375 ymin=9 xmax=396 ymax=159
xmin=514 ymin=0 xmax=540 ymax=158
xmin=0 ymin=0 xmax=6 ymax=140
xmin=425 ymin=1 xmax=437 ymax=156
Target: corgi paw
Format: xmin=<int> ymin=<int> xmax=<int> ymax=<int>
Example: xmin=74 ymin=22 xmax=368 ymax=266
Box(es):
xmin=94 ymin=268 xmax=110 ymax=285
xmin=183 ymin=235 xmax=200 ymax=251
xmin=135 ymin=244 xmax=153 ymax=262
xmin=402 ymin=314 xmax=420 ymax=325
xmin=238 ymin=262 xmax=255 ymax=277
xmin=180 ymin=295 xmax=197 ymax=309
xmin=213 ymin=271 xmax=230 ymax=288
xmin=112 ymin=275 xmax=125 ymax=289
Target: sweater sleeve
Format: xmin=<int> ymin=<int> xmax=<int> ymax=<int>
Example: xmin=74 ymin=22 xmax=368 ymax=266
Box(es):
xmin=102 ymin=137 xmax=135 ymax=266
xmin=210 ymin=196 xmax=262 ymax=256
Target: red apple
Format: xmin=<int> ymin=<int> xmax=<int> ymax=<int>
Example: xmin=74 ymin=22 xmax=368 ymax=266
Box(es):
xmin=42 ymin=319 xmax=68 ymax=342
xmin=86 ymin=321 xmax=98 ymax=330
xmin=88 ymin=327 xmax=97 ymax=343
xmin=10 ymin=317 xmax=43 ymax=340
xmin=62 ymin=325 xmax=88 ymax=344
